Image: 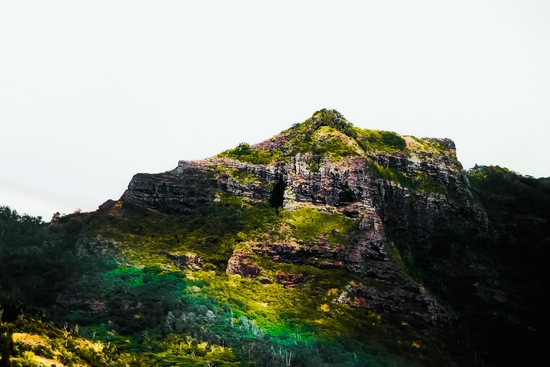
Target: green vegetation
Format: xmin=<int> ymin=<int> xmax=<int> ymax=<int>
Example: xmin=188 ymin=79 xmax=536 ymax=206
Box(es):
xmin=369 ymin=160 xmax=447 ymax=195
xmin=4 ymin=315 xmax=147 ymax=367
xmin=83 ymin=194 xmax=280 ymax=269
xmin=280 ymin=109 xmax=407 ymax=160
xmin=1 ymin=204 xmax=458 ymax=366
xmin=230 ymin=169 xmax=261 ymax=185
xmin=384 ymin=241 xmax=405 ymax=269
xmin=468 ymin=165 xmax=526 ymax=195
xmin=281 ymin=207 xmax=357 ymax=247
xmin=218 ymin=110 xmax=409 ymax=166
xmin=406 ymin=136 xmax=457 ymax=163
xmin=1 ymin=197 xmax=477 ymax=366
xmin=353 ymin=129 xmax=406 ymax=154
xmin=205 ymin=164 xmax=261 ymax=185
xmin=285 ymin=125 xmax=359 ymax=161
xmin=217 ymin=143 xmax=284 ymax=165
xmin=217 ymin=110 xmax=454 ymax=195
xmin=1 ymin=158 xmax=548 ymax=366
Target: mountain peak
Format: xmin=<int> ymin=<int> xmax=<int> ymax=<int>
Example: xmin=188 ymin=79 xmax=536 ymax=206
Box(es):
xmin=303 ymin=108 xmax=353 ymax=132
xmin=217 ymin=109 xmax=424 ymax=165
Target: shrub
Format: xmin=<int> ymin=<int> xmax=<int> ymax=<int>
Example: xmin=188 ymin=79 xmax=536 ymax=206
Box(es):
xmin=217 ymin=143 xmax=283 ymax=165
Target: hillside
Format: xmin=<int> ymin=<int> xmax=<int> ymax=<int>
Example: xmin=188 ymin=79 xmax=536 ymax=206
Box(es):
xmin=1 ymin=109 xmax=549 ymax=366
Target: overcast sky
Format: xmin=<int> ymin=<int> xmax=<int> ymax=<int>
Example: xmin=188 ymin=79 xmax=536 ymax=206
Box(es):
xmin=1 ymin=0 xmax=549 ymax=220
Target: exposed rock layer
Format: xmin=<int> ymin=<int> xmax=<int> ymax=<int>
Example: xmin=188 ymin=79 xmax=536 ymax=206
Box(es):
xmin=120 ymin=133 xmax=487 ymax=327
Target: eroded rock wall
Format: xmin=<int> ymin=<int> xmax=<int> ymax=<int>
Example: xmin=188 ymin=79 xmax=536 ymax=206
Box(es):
xmin=119 ymin=145 xmax=486 ymax=326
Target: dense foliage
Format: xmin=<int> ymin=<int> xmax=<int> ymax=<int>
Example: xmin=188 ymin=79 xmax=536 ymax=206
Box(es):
xmin=217 ymin=109 xmax=412 ymax=165
xmin=216 ymin=143 xmax=284 ymax=166
xmin=1 ymin=204 xmax=458 ymax=366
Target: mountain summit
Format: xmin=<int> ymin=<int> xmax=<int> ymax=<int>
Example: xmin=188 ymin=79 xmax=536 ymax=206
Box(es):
xmin=122 ymin=110 xmax=479 ymax=324
xmin=1 ymin=110 xmax=549 ymax=367
xmin=217 ymin=109 xmax=455 ymax=167
xmin=123 ymin=109 xmax=464 ymax=215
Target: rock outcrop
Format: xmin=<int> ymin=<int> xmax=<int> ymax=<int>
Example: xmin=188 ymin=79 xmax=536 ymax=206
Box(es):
xmin=334 ymin=282 xmax=450 ymax=327
xmin=75 ymin=235 xmax=122 ymax=259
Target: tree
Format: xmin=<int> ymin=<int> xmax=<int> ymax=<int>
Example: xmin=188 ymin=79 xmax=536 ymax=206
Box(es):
xmin=51 ymin=211 xmax=61 ymax=222
xmin=0 ymin=294 xmax=23 ymax=367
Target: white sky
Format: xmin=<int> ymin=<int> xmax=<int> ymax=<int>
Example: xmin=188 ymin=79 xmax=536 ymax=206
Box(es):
xmin=1 ymin=0 xmax=549 ymax=220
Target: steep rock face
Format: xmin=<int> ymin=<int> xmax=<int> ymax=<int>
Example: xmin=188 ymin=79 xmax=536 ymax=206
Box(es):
xmin=370 ymin=154 xmax=487 ymax=239
xmin=335 ymin=282 xmax=450 ymax=327
xmin=226 ymin=249 xmax=263 ymax=277
xmin=121 ymin=159 xmax=284 ymax=213
xmin=119 ymin=111 xmax=488 ymax=327
xmin=121 ymin=170 xmax=217 ymax=214
xmin=165 ymin=252 xmax=203 ymax=271
xmin=75 ymin=235 xmax=122 ymax=259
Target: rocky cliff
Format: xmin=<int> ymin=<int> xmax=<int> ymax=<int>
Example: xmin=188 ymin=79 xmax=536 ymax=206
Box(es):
xmin=121 ymin=109 xmax=489 ymax=327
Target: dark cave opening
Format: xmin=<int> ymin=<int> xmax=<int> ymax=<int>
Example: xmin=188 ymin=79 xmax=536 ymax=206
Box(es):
xmin=269 ymin=176 xmax=286 ymax=208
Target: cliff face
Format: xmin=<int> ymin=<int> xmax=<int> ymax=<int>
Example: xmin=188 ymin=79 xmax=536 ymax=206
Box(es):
xmin=120 ymin=110 xmax=488 ymax=327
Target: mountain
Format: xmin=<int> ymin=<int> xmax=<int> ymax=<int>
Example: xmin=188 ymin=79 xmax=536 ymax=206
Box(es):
xmin=1 ymin=109 xmax=549 ymax=367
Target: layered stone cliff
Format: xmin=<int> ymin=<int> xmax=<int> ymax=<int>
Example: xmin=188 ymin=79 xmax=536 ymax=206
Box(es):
xmin=120 ymin=109 xmax=488 ymax=327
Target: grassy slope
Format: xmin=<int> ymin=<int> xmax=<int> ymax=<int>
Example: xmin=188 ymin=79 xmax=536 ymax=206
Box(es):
xmin=0 ymin=197 xmax=461 ymax=367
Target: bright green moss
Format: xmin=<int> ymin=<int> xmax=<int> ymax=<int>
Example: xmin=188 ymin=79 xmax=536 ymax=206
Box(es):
xmin=354 ymin=128 xmax=406 ymax=154
xmin=204 ymin=163 xmax=229 ymax=178
xmin=407 ymin=136 xmax=458 ymax=163
xmin=252 ymin=255 xmax=354 ymax=287
xmin=286 ymin=125 xmax=361 ymax=160
xmin=416 ymin=172 xmax=448 ymax=195
xmin=314 ymin=127 xmax=360 ymax=160
xmin=217 ymin=110 xmax=412 ymax=166
xmin=369 ymin=160 xmax=409 ymax=184
xmin=229 ymin=168 xmax=260 ymax=185
xmin=217 ymin=143 xmax=283 ymax=165
xmin=207 ymin=164 xmax=261 ymax=184
xmin=103 ymin=266 xmax=144 ymax=288
xmin=385 ymin=241 xmax=405 ymax=269
xmin=86 ymin=196 xmax=280 ymax=269
xmin=281 ymin=207 xmax=357 ymax=247
xmin=306 ymin=157 xmax=321 ymax=172
xmin=199 ymin=268 xmax=455 ymax=366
